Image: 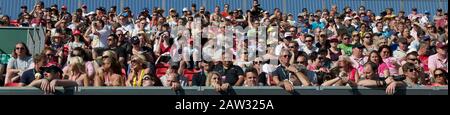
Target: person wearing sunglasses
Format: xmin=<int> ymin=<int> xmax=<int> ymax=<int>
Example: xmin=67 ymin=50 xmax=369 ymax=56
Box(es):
xmin=5 ymin=42 xmax=32 ymax=85
xmin=27 ymin=65 xmax=78 ymax=94
xmin=273 ymin=50 xmax=310 ymax=92
xmin=301 ymin=35 xmax=319 ymax=55
xmin=430 ymin=68 xmax=447 ymax=87
xmin=252 ymin=57 xmax=269 ymax=86
xmin=142 ymin=74 xmax=163 ymax=87
xmin=338 ymin=34 xmax=353 ymax=56
xmin=126 ymin=54 xmax=151 ymax=87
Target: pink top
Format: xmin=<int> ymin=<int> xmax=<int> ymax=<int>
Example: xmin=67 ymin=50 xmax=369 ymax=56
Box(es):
xmin=428 ymin=54 xmax=448 ymax=73
xmin=378 ymin=57 xmax=400 ymax=77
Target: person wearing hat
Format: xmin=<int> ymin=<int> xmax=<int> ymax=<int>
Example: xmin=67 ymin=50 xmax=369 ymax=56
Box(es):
xmin=81 ymin=4 xmax=88 ymax=17
xmin=428 ymin=42 xmax=448 ymax=76
xmin=434 ymin=8 xmax=446 ymax=28
xmin=18 ymin=5 xmax=29 ymax=19
xmin=350 ymin=44 xmax=365 ymax=70
xmin=27 ymin=65 xmax=78 ymax=94
xmin=67 ymin=29 xmax=85 ymax=52
xmin=408 ymin=8 xmax=422 ymax=21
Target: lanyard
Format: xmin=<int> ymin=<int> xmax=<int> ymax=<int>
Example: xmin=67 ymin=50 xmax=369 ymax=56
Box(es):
xmin=132 ymin=70 xmax=145 ymax=87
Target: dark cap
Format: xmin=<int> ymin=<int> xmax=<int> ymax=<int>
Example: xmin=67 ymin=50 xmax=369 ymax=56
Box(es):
xmin=330 ymin=38 xmax=339 ymax=43
xmin=130 ymin=36 xmax=140 ymax=44
xmin=353 ymin=44 xmax=365 ymax=49
xmin=412 ymin=8 xmax=417 ymax=11
xmin=436 ymin=42 xmax=447 ymax=48
xmin=40 ymin=65 xmax=63 ymax=74
xmin=422 ymin=35 xmax=431 ymax=41
xmin=21 ymin=5 xmax=27 ymax=9
xmin=82 ymin=4 xmax=87 ymax=8
xmin=437 ymin=8 xmax=443 ymax=12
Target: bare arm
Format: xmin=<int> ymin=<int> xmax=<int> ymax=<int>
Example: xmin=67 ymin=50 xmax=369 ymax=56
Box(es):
xmin=234 ymin=75 xmax=245 ymax=86
xmin=321 ymin=77 xmax=341 ymax=86
xmin=294 ymin=72 xmax=311 ymax=86
xmin=357 ymin=79 xmax=380 ymax=87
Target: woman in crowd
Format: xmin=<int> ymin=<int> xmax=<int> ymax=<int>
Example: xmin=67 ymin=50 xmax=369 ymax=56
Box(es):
xmin=63 ymin=57 xmax=88 ymax=86
xmin=126 ymin=54 xmax=151 ymax=87
xmin=94 ymin=56 xmax=124 ymax=86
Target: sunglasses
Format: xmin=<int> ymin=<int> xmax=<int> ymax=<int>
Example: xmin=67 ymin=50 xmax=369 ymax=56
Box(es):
xmin=408 ymin=58 xmax=418 ymax=61
xmin=289 ymin=46 xmax=296 ymax=48
xmin=107 ymin=38 xmax=114 ymax=41
xmin=282 ymin=55 xmax=292 ymax=58
xmin=16 ymin=47 xmax=25 ymax=50
xmin=46 ymin=54 xmax=55 ymax=57
xmin=365 ymin=36 xmax=371 ymax=38
xmin=143 ymin=76 xmax=151 ymax=80
xmin=305 ymin=40 xmax=313 ymax=42
xmin=253 ymin=61 xmax=263 ymax=64
xmin=434 ymin=73 xmax=444 ymax=77
xmin=243 ymin=52 xmax=248 ymax=54
xmin=408 ymin=69 xmax=417 ymax=72
xmin=343 ymin=37 xmax=350 ymax=40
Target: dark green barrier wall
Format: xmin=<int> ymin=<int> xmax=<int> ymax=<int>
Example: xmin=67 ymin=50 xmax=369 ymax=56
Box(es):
xmin=0 ymin=86 xmax=447 ymax=95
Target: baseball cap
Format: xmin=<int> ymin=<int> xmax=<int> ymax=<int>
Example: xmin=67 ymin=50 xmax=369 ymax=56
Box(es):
xmin=183 ymin=8 xmax=189 ymax=12
xmin=73 ymin=30 xmax=81 ymax=36
xmin=130 ymin=36 xmax=140 ymax=44
xmin=61 ymin=5 xmax=67 ymax=9
xmin=82 ymin=4 xmax=87 ymax=8
xmin=412 ymin=8 xmax=417 ymax=11
xmin=344 ymin=17 xmax=352 ymax=21
xmin=21 ymin=5 xmax=27 ymax=9
xmin=436 ymin=42 xmax=447 ymax=48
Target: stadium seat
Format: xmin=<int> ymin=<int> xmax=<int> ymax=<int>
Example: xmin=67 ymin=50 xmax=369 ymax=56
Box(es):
xmin=9 ymin=20 xmax=19 ymax=26
xmin=183 ymin=69 xmax=200 ymax=81
xmin=5 ymin=82 xmax=20 ymax=87
xmin=155 ymin=63 xmax=170 ymax=78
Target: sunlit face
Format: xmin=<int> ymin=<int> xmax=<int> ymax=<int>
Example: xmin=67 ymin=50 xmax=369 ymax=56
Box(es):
xmin=15 ymin=44 xmax=26 ymax=56
xmin=210 ymin=74 xmax=220 ymax=85
xmin=102 ymin=59 xmax=111 ymax=70
xmin=434 ymin=70 xmax=446 ymax=84
xmin=380 ymin=48 xmax=390 ymax=59
xmin=363 ymin=65 xmax=375 ymax=79
xmin=165 ymin=74 xmax=178 ymax=87
xmin=245 ymin=72 xmax=258 ymax=86
xmin=370 ymin=53 xmax=380 ymax=64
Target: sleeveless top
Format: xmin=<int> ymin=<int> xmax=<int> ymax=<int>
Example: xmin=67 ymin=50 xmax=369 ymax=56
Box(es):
xmin=132 ymin=70 xmax=146 ymax=87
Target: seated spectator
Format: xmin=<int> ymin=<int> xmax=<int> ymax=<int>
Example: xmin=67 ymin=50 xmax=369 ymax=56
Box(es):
xmin=28 ymin=65 xmax=78 ymax=94
xmin=273 ymin=50 xmax=310 ymax=92
xmin=126 ymin=54 xmax=151 ymax=87
xmin=68 ymin=47 xmax=95 ymax=85
xmin=142 ymin=74 xmax=163 ymax=87
xmin=192 ymin=61 xmax=212 ymax=86
xmin=63 ymin=57 xmax=87 ymax=86
xmin=252 ymin=57 xmax=269 ymax=86
xmin=19 ymin=54 xmax=46 ymax=86
xmin=212 ymin=54 xmax=245 ymax=86
xmin=328 ymin=38 xmax=341 ymax=62
xmin=160 ymin=62 xmax=188 ymax=87
xmin=401 ymin=62 xmax=426 ymax=86
xmin=338 ymin=35 xmax=353 ymax=56
xmin=332 ymin=56 xmax=359 ymax=82
xmin=5 ymin=42 xmax=33 ymax=85
xmin=206 ymin=71 xmax=230 ymax=92
xmin=301 ymin=35 xmax=319 ymax=54
xmin=243 ymin=67 xmax=261 ymax=86
xmin=94 ymin=56 xmax=124 ymax=86
xmin=431 ymin=68 xmax=448 ymax=87
xmin=378 ymin=45 xmax=401 ymax=77
xmin=163 ymin=72 xmax=183 ymax=91
xmin=428 ymin=42 xmax=447 ymax=77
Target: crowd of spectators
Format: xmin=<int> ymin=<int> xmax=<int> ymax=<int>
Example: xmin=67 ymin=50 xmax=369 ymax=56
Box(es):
xmin=0 ymin=0 xmax=447 ymax=94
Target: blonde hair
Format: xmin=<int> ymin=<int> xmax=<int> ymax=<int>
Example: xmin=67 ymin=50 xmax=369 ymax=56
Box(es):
xmin=102 ymin=50 xmax=118 ymax=61
xmin=68 ymin=56 xmax=86 ymax=74
xmin=206 ymin=71 xmax=221 ymax=87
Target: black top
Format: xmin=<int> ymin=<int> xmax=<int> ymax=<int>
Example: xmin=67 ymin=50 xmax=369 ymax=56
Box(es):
xmin=20 ymin=69 xmax=43 ymax=85
xmin=192 ymin=70 xmax=208 ymax=86
xmin=272 ymin=65 xmax=291 ymax=81
xmin=213 ymin=65 xmax=244 ymax=86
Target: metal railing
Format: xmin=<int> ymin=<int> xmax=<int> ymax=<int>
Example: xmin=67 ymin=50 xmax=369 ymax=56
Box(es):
xmin=0 ymin=86 xmax=447 ymax=95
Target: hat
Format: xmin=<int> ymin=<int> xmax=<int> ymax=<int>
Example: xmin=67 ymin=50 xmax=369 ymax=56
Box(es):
xmin=73 ymin=30 xmax=81 ymax=36
xmin=169 ymin=8 xmax=176 ymax=12
xmin=421 ymin=35 xmax=431 ymax=41
xmin=264 ymin=11 xmax=269 ymax=14
xmin=437 ymin=8 xmax=443 ymax=12
xmin=130 ymin=36 xmax=140 ymax=44
xmin=40 ymin=65 xmax=63 ymax=74
xmin=353 ymin=44 xmax=365 ymax=49
xmin=330 ymin=38 xmax=339 ymax=42
xmin=344 ymin=17 xmax=352 ymax=21
xmin=21 ymin=5 xmax=27 ymax=9
xmin=183 ymin=8 xmax=189 ymax=12
xmin=61 ymin=5 xmax=67 ymax=9
xmin=82 ymin=4 xmax=87 ymax=8
xmin=436 ymin=42 xmax=447 ymax=48
xmin=424 ymin=10 xmax=430 ymax=14
xmin=122 ymin=12 xmax=129 ymax=17
xmin=375 ymin=16 xmax=382 ymax=20
xmin=412 ymin=8 xmax=417 ymax=11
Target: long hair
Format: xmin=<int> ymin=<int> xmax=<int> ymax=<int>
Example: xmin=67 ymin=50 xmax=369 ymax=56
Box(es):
xmin=12 ymin=42 xmax=32 ymax=58
xmin=206 ymin=71 xmax=221 ymax=87
xmin=368 ymin=50 xmax=383 ymax=65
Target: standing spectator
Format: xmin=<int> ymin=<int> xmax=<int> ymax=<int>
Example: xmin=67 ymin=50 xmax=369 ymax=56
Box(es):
xmin=67 ymin=30 xmax=85 ymax=52
xmin=18 ymin=5 xmax=28 ymax=20
xmin=428 ymin=42 xmax=448 ymax=76
xmin=84 ymin=20 xmax=111 ymax=49
xmin=5 ymin=42 xmax=33 ymax=85
xmin=408 ymin=8 xmax=422 ymax=21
